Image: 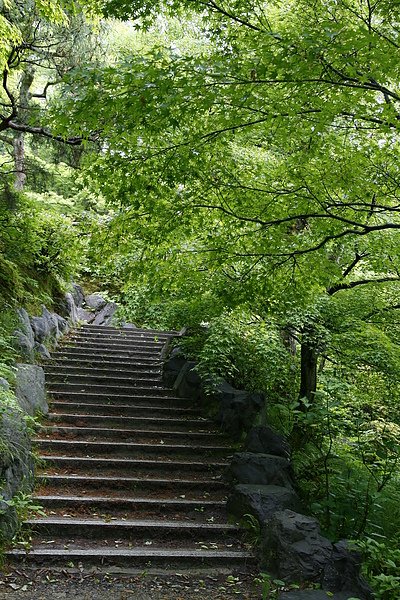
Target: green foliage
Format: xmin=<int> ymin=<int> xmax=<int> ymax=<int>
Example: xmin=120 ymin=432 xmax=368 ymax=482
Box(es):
xmin=0 ymin=193 xmax=85 ymax=307
xmin=194 ymin=310 xmax=295 ymax=400
xmin=5 ymin=491 xmax=45 ymax=522
xmin=357 ymin=538 xmax=400 ymax=600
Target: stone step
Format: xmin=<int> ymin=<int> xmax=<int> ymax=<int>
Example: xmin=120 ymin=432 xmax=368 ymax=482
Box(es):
xmin=48 ymin=401 xmax=199 ymax=417
xmin=61 ymin=345 xmax=162 ymax=358
xmin=65 ymin=339 xmax=165 ymax=352
xmin=47 ymin=382 xmax=176 ymax=397
xmin=34 ymin=494 xmax=226 ymax=519
xmin=48 ymin=391 xmax=189 ymax=407
xmin=80 ymin=325 xmax=177 ymax=336
xmin=37 ymin=474 xmax=228 ymax=492
xmin=44 ymin=365 xmax=162 ymax=378
xmin=77 ymin=323 xmax=179 ymax=337
xmin=7 ymin=546 xmax=254 ymax=572
xmin=47 ymin=413 xmax=213 ymax=429
xmin=37 ymin=478 xmax=228 ymax=496
xmin=39 ymin=455 xmax=227 ymax=474
xmin=51 ymin=351 xmax=162 ymax=366
xmin=71 ymin=330 xmax=170 ymax=341
xmin=45 ymin=373 xmax=163 ymax=386
xmin=35 ymin=438 xmax=231 ymax=458
xmin=24 ymin=517 xmax=239 ymax=542
xmin=40 ymin=425 xmax=228 ymax=445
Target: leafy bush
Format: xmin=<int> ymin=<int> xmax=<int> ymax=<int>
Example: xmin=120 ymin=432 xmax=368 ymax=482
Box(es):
xmin=194 ymin=309 xmax=296 ymax=401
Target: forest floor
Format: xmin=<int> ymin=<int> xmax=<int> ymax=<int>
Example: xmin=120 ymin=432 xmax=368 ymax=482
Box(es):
xmin=0 ymin=568 xmax=264 ymax=599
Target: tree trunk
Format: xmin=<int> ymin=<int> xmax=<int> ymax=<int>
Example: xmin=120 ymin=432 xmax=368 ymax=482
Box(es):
xmin=299 ymin=341 xmax=317 ymax=403
xmin=12 ymin=67 xmax=35 ymax=191
xmin=13 ymin=133 xmax=26 ymax=191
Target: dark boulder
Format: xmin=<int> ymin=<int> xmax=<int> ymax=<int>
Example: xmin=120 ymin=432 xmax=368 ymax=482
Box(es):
xmin=15 ymin=364 xmax=47 ymax=416
xmin=71 ymin=283 xmax=85 ymax=308
xmin=227 ymin=484 xmax=301 ymax=522
xmin=163 ymin=347 xmax=187 ymax=387
xmin=85 ymin=293 xmax=107 ymax=311
xmin=216 ymin=383 xmax=264 ymax=439
xmin=321 ymin=540 xmax=373 ymax=598
xmin=263 ymin=510 xmax=372 ymax=599
xmin=77 ymin=307 xmax=96 ymax=323
xmin=30 ymin=315 xmax=50 ymax=344
xmin=92 ymin=302 xmax=118 ymax=326
xmin=174 ymin=361 xmax=202 ymax=399
xmin=12 ymin=330 xmax=34 ymax=361
xmin=278 ymin=592 xmax=358 ymax=600
xmin=245 ymin=425 xmax=291 ymax=458
xmin=226 ymin=452 xmax=295 ymax=489
xmin=16 ymin=308 xmax=34 ymax=345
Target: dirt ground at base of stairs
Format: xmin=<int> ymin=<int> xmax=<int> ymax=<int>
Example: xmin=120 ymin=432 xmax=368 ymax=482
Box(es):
xmin=0 ymin=570 xmax=267 ymax=600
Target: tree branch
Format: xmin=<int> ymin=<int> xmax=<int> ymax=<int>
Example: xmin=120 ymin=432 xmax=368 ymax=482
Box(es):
xmin=328 ymin=276 xmax=400 ymax=296
xmin=5 ymin=121 xmax=101 ymax=145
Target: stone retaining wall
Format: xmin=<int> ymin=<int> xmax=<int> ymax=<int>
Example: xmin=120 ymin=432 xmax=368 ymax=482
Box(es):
xmin=163 ymin=342 xmax=372 ymax=600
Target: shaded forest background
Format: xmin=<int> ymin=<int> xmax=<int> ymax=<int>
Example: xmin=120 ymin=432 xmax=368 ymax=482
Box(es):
xmin=0 ymin=1 xmax=399 ymax=596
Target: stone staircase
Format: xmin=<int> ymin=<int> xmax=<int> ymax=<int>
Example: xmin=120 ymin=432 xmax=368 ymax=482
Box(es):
xmin=7 ymin=324 xmax=254 ymax=573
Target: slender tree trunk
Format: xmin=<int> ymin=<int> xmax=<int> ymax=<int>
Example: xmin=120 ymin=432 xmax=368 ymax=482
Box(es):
xmin=12 ymin=67 xmax=34 ymax=191
xmin=13 ymin=133 xmax=26 ymax=191
xmin=299 ymin=341 xmax=317 ymax=402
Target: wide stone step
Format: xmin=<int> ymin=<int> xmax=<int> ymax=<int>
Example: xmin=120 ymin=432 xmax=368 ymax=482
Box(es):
xmin=35 ymin=474 xmax=227 ymax=495
xmin=44 ymin=365 xmax=162 ymax=378
xmin=61 ymin=343 xmax=162 ymax=357
xmin=50 ymin=356 xmax=162 ymax=370
xmin=40 ymin=425 xmax=228 ymax=445
xmin=48 ymin=401 xmax=199 ymax=417
xmin=65 ymin=339 xmax=165 ymax=352
xmin=35 ymin=439 xmax=231 ymax=458
xmin=39 ymin=455 xmax=227 ymax=474
xmin=52 ymin=350 xmax=164 ymax=363
xmin=80 ymin=325 xmax=177 ymax=336
xmin=48 ymin=391 xmax=189 ymax=407
xmin=45 ymin=373 xmax=163 ymax=386
xmin=34 ymin=494 xmax=227 ymax=520
xmin=72 ymin=331 xmax=171 ymax=342
xmin=24 ymin=517 xmax=240 ymax=541
xmin=47 ymin=413 xmax=214 ymax=430
xmin=7 ymin=546 xmax=253 ymax=572
xmin=47 ymin=382 xmax=176 ymax=397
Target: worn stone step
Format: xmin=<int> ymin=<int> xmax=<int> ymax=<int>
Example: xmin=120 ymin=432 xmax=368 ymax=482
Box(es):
xmin=65 ymin=339 xmax=165 ymax=352
xmin=35 ymin=474 xmax=227 ymax=495
xmin=7 ymin=546 xmax=254 ymax=572
xmin=81 ymin=324 xmax=177 ymax=336
xmin=47 ymin=382 xmax=174 ymax=397
xmin=39 ymin=455 xmax=227 ymax=474
xmin=44 ymin=365 xmax=162 ymax=378
xmin=51 ymin=351 xmax=163 ymax=365
xmin=35 ymin=439 xmax=231 ymax=458
xmin=51 ymin=355 xmax=162 ymax=368
xmin=47 ymin=413 xmax=214 ymax=430
xmin=48 ymin=401 xmax=199 ymax=417
xmin=34 ymin=494 xmax=226 ymax=519
xmin=40 ymin=425 xmax=228 ymax=445
xmin=69 ymin=336 xmax=168 ymax=348
xmin=72 ymin=328 xmax=170 ymax=338
xmin=61 ymin=344 xmax=162 ymax=357
xmin=24 ymin=517 xmax=240 ymax=541
xmin=45 ymin=373 xmax=163 ymax=387
xmin=48 ymin=391 xmax=189 ymax=407
xmin=69 ymin=330 xmax=165 ymax=341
